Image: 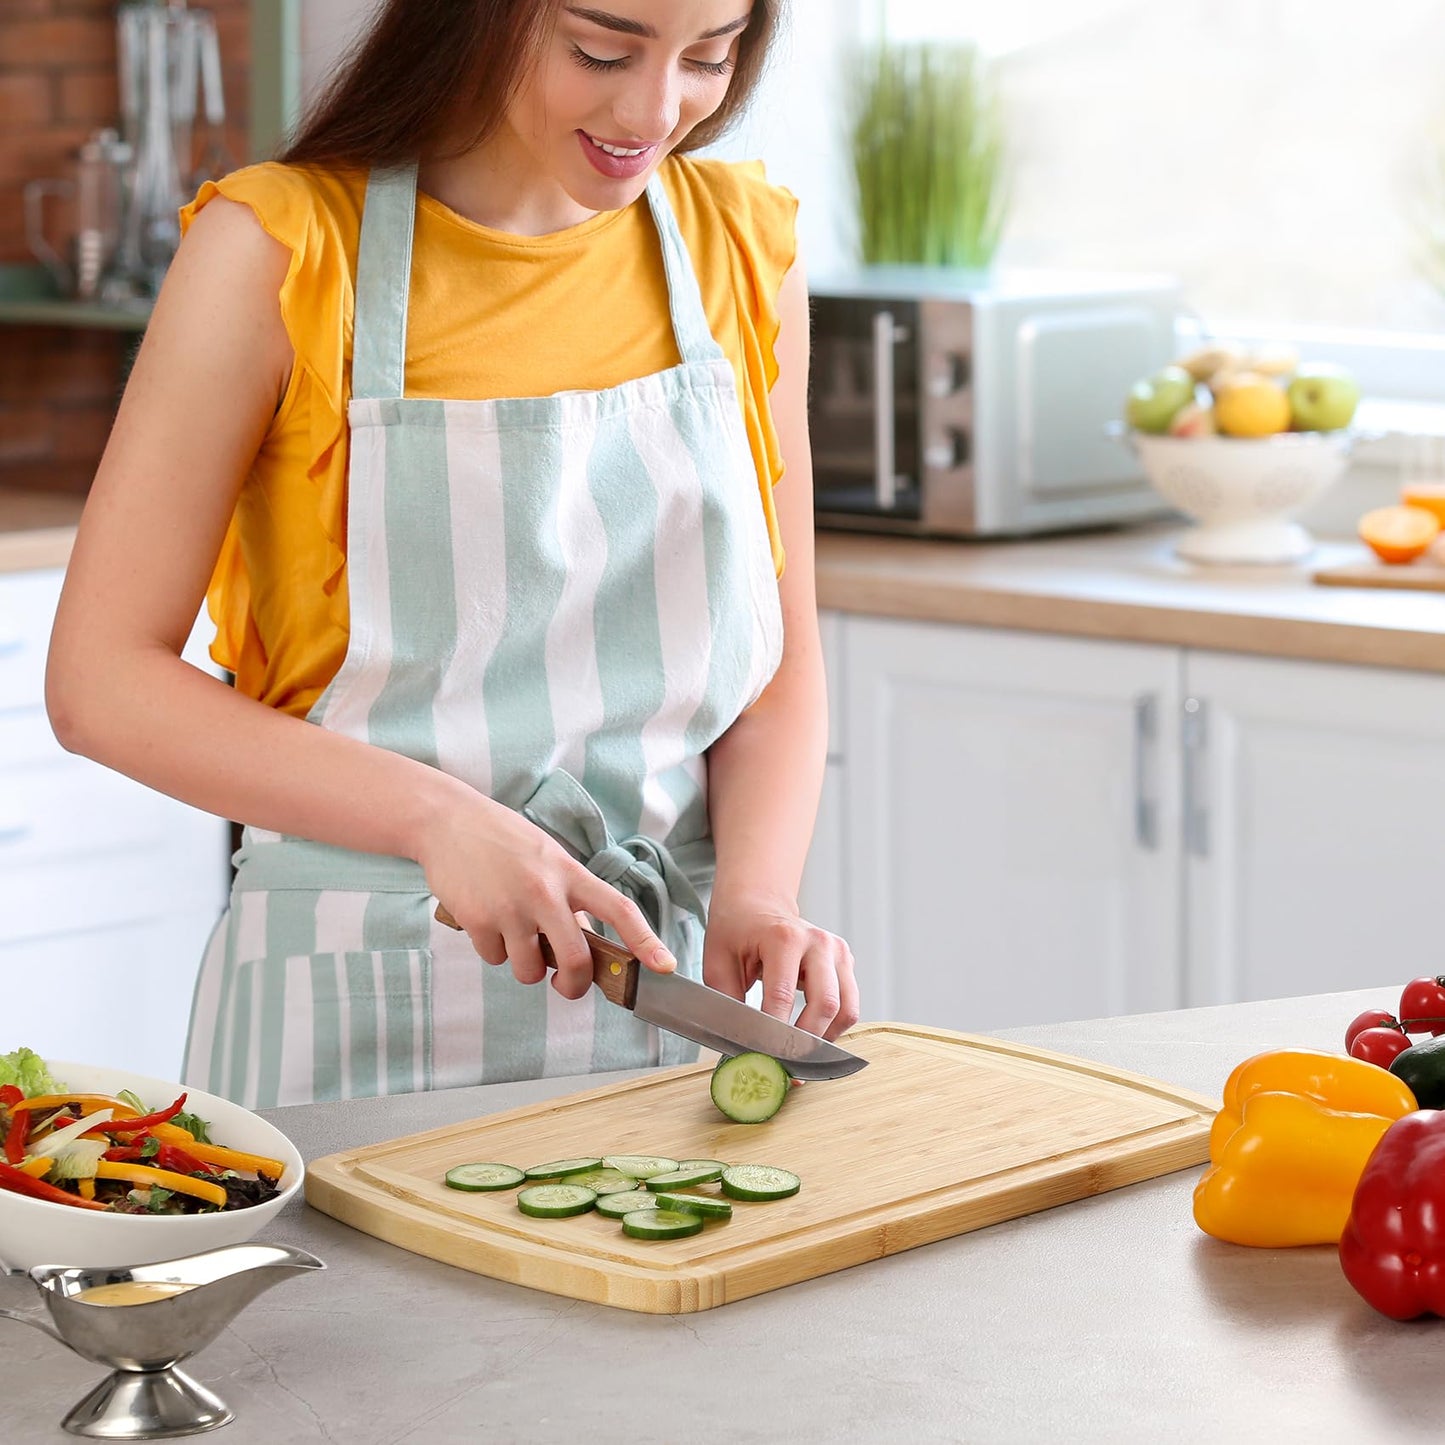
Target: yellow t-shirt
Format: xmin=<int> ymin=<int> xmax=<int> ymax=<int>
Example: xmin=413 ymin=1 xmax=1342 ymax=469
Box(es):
xmin=181 ymin=156 xmax=798 ymax=718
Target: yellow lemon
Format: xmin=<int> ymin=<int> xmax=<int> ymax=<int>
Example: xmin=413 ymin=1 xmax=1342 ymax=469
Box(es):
xmin=1215 ymin=379 xmax=1292 ymax=438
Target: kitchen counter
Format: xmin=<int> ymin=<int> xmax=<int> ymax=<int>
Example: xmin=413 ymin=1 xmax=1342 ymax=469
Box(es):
xmin=815 ymin=527 xmax=1445 ymax=674
xmin=5 ymin=988 xmax=1436 ymax=1444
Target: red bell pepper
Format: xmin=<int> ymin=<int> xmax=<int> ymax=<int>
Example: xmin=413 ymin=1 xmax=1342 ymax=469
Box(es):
xmin=0 ymin=1160 xmax=109 ymax=1210
xmin=3 ymin=1109 xmax=28 ymax=1166
xmin=1340 ymin=1109 xmax=1445 ymax=1320
xmin=103 ymin=1141 xmax=219 ymax=1177
xmin=0 ymin=1085 xmax=23 ymax=1108
xmin=83 ymin=1093 xmax=187 ymax=1138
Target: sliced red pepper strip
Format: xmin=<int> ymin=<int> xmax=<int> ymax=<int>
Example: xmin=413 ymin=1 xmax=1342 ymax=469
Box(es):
xmin=0 ymin=1160 xmax=108 ymax=1210
xmin=3 ymin=1109 xmax=29 ymax=1165
xmin=0 ymin=1085 xmax=24 ymax=1108
xmin=104 ymin=1141 xmax=219 ymax=1176
xmin=84 ymin=1093 xmax=187 ymax=1138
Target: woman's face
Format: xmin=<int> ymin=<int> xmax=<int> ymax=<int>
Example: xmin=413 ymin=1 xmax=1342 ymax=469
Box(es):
xmin=503 ymin=1 xmax=754 ymax=215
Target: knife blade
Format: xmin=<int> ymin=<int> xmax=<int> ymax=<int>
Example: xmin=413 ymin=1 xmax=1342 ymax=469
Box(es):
xmin=433 ymin=905 xmax=867 ymax=1080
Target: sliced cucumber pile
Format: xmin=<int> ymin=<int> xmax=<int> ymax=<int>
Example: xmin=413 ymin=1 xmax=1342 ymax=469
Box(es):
xmin=710 ymin=1052 xmax=791 ymax=1124
xmin=440 ymin=1148 xmax=801 ymax=1241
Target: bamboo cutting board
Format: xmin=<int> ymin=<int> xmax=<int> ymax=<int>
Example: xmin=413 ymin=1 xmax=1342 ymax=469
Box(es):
xmin=305 ymin=1023 xmax=1217 ymax=1314
xmin=1312 ymin=559 xmax=1445 ymax=591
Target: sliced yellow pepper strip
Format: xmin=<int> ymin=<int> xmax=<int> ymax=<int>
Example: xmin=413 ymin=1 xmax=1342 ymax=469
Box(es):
xmin=14 ymin=1095 xmax=139 ymax=1118
xmin=16 ymin=1156 xmax=52 ymax=1179
xmin=1194 ymin=1091 xmax=1396 ymax=1247
xmin=77 ymin=1178 xmax=95 ymax=1200
xmin=172 ymin=1141 xmax=286 ymax=1179
xmin=93 ymin=1161 xmax=228 ymax=1209
xmin=1209 ymin=1048 xmax=1415 ymax=1160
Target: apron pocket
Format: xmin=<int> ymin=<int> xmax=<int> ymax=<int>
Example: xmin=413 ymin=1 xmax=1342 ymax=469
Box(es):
xmin=223 ymin=948 xmax=432 ymax=1108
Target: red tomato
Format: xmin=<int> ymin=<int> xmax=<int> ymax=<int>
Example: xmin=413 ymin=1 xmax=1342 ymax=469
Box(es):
xmin=1398 ymin=976 xmax=1445 ymax=1036
xmin=1345 ymin=1008 xmax=1399 ymax=1051
xmin=1349 ymin=1027 xmax=1413 ymax=1068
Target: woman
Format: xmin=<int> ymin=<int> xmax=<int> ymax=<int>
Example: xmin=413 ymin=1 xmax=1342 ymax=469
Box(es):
xmin=45 ymin=0 xmax=858 ymax=1107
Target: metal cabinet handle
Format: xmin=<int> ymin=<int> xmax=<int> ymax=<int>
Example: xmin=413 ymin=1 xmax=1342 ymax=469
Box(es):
xmin=1133 ymin=693 xmax=1159 ymax=850
xmin=871 ymin=310 xmax=903 ymax=510
xmin=1182 ymin=696 xmax=1209 ymax=857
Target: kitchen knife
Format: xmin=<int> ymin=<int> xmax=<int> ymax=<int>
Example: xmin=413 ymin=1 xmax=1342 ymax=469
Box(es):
xmin=433 ymin=905 xmax=867 ymax=1080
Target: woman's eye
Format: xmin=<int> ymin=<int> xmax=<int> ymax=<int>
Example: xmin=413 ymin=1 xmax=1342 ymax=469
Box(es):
xmin=687 ymin=55 xmax=735 ymax=78
xmin=571 ymin=46 xmax=627 ymax=72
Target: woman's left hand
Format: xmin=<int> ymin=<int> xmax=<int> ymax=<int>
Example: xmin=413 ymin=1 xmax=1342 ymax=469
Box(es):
xmin=702 ymin=892 xmax=860 ymax=1042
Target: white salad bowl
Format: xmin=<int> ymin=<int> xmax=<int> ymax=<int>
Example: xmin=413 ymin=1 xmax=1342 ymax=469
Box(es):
xmin=1128 ymin=429 xmax=1355 ymax=564
xmin=0 ymin=1061 xmax=303 ymax=1271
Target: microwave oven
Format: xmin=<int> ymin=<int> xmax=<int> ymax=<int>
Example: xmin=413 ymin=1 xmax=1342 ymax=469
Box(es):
xmin=806 ymin=268 xmax=1185 ymax=537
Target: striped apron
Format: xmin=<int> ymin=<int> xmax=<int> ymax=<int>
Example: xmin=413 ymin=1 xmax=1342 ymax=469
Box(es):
xmin=182 ymin=163 xmax=783 ymax=1108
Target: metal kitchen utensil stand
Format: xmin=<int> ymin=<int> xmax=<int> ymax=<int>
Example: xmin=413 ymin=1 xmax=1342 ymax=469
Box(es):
xmin=0 ymin=1242 xmax=323 ymax=1439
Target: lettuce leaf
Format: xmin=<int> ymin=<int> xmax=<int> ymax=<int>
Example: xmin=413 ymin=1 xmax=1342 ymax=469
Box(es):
xmin=0 ymin=1048 xmax=64 ymax=1099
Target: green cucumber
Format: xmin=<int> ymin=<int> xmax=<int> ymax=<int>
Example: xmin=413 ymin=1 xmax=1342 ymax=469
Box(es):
xmin=523 ymin=1157 xmax=603 ymax=1180
xmin=653 ymin=1191 xmax=733 ymax=1220
xmin=621 ymin=1208 xmax=705 ymax=1240
xmin=710 ymin=1053 xmax=790 ymax=1124
xmin=594 ymin=1190 xmax=659 ymax=1219
xmin=644 ymin=1166 xmax=725 ymax=1191
xmin=601 ymin=1154 xmax=680 ymax=1179
xmin=444 ymin=1162 xmax=526 ymax=1193
xmin=516 ymin=1184 xmax=598 ymax=1218
xmin=676 ymin=1159 xmax=728 ymax=1175
xmin=558 ymin=1168 xmax=638 ymax=1195
xmin=720 ymin=1164 xmax=801 ymax=1201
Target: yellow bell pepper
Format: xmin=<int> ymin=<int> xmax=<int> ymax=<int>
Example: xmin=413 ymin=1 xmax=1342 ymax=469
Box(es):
xmin=94 ymin=1161 xmax=228 ymax=1209
xmin=1194 ymin=1091 xmax=1396 ymax=1247
xmin=1208 ymin=1048 xmax=1415 ymax=1159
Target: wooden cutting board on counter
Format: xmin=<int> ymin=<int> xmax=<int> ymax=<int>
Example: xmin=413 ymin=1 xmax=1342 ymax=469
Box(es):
xmin=305 ymin=1022 xmax=1217 ymax=1314
xmin=1312 ymin=558 xmax=1445 ymax=591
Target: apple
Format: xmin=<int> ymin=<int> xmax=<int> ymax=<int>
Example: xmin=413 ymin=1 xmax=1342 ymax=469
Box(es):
xmin=1125 ymin=366 xmax=1196 ymax=434
xmin=1168 ymin=401 xmax=1217 ymax=438
xmin=1287 ymin=363 xmax=1359 ymax=432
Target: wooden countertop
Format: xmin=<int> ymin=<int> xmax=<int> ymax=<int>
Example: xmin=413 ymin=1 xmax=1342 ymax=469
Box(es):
xmin=815 ymin=526 xmax=1445 ymax=675
xmin=0 ymin=488 xmax=82 ymax=574
xmin=3 ymin=487 xmax=1440 ymax=675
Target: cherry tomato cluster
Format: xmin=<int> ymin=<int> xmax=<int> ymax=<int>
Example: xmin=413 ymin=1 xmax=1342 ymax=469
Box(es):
xmin=1346 ymin=976 xmax=1445 ymax=1068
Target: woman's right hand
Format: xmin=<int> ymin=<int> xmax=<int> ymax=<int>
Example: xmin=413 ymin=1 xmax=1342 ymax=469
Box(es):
xmin=418 ymin=789 xmax=676 ymax=1000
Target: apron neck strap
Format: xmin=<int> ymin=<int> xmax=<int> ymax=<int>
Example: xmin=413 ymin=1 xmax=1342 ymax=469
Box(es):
xmin=352 ymin=162 xmax=724 ymax=401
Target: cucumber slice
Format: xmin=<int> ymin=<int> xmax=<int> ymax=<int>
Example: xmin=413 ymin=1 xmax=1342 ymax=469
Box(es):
xmin=523 ymin=1157 xmax=603 ymax=1181
xmin=594 ymin=1190 xmax=659 ymax=1219
xmin=653 ymin=1191 xmax=733 ymax=1220
xmin=720 ymin=1164 xmax=801 ymax=1201
xmin=621 ymin=1208 xmax=705 ymax=1240
xmin=516 ymin=1184 xmax=598 ymax=1218
xmin=601 ymin=1154 xmax=680 ymax=1180
xmin=644 ymin=1166 xmax=725 ymax=1191
xmin=676 ymin=1159 xmax=729 ymax=1175
xmin=559 ymin=1168 xmax=638 ymax=1195
xmin=444 ymin=1162 xmax=525 ymax=1193
xmin=710 ymin=1053 xmax=790 ymax=1124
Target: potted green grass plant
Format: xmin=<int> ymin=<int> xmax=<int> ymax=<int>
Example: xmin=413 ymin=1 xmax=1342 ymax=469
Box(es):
xmin=847 ymin=39 xmax=1008 ymax=268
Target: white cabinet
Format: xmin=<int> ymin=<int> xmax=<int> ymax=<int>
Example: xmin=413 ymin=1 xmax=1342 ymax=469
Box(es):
xmin=798 ymin=609 xmax=1445 ymax=1032
xmin=0 ymin=567 xmax=230 ymax=1078
xmin=1183 ymin=651 xmax=1445 ymax=1006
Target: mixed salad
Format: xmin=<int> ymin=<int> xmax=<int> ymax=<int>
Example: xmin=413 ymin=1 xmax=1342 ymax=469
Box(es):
xmin=0 ymin=1048 xmax=284 ymax=1215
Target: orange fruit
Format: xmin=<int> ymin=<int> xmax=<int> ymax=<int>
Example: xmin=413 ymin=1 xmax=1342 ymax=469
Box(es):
xmin=1359 ymin=504 xmax=1441 ymax=564
xmin=1400 ymin=481 xmax=1445 ymax=527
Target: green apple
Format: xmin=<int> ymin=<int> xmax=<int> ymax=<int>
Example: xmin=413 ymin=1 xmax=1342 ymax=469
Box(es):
xmin=1286 ymin=363 xmax=1359 ymax=431
xmin=1125 ymin=366 xmax=1197 ymax=434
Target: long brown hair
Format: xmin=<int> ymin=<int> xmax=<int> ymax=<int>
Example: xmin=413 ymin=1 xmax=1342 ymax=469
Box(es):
xmin=280 ymin=1 xmax=783 ymax=169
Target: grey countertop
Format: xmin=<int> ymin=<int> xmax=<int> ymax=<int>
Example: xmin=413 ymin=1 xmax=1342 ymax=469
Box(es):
xmin=5 ymin=988 xmax=1441 ymax=1444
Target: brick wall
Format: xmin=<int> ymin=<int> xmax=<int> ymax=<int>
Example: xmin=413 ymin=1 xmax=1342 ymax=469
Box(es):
xmin=0 ymin=0 xmax=251 ymax=497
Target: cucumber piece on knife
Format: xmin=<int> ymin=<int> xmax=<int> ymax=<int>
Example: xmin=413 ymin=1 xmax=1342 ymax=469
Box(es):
xmin=645 ymin=1166 xmax=724 ymax=1191
xmin=720 ymin=1164 xmax=801 ymax=1201
xmin=653 ymin=1191 xmax=733 ymax=1220
xmin=594 ymin=1190 xmax=659 ymax=1219
xmin=601 ymin=1154 xmax=680 ymax=1179
xmin=622 ymin=1208 xmax=705 ymax=1240
xmin=444 ymin=1162 xmax=526 ymax=1193
xmin=710 ymin=1052 xmax=790 ymax=1124
xmin=517 ymin=1184 xmax=598 ymax=1218
xmin=523 ymin=1157 xmax=602 ymax=1181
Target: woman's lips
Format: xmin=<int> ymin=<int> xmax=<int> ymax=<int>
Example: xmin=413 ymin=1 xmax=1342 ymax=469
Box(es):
xmin=577 ymin=130 xmax=658 ymax=179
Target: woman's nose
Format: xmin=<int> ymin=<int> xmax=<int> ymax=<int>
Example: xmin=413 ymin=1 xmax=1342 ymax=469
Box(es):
xmin=614 ymin=64 xmax=682 ymax=142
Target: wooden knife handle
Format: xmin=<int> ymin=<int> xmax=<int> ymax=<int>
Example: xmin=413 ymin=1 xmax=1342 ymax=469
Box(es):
xmin=433 ymin=902 xmax=638 ymax=1009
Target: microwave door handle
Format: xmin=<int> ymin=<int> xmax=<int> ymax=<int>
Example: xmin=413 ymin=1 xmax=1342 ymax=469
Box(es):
xmin=872 ymin=309 xmax=897 ymax=511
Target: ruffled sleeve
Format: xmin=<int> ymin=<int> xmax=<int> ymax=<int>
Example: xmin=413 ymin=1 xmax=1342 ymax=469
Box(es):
xmin=662 ymin=157 xmax=799 ymax=577
xmin=178 ymin=163 xmax=361 ymax=690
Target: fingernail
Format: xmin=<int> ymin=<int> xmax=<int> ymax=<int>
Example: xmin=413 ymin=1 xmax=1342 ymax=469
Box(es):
xmin=655 ymin=948 xmax=678 ymax=972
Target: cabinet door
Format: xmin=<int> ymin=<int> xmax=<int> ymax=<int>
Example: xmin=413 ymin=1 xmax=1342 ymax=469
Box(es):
xmin=843 ymin=617 xmax=1183 ymax=1031
xmin=1184 ymin=651 xmax=1445 ymax=1006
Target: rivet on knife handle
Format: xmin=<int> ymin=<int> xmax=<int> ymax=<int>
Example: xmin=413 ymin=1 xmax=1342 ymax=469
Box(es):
xmin=433 ymin=902 xmax=637 ymax=1009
